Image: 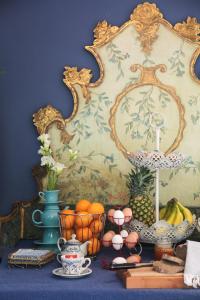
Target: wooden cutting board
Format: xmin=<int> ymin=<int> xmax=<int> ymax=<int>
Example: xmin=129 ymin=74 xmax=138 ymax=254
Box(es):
xmin=117 ymin=266 xmax=185 ymax=289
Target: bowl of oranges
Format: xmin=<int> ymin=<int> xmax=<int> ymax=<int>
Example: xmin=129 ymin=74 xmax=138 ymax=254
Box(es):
xmin=58 ymin=199 xmax=105 ymax=257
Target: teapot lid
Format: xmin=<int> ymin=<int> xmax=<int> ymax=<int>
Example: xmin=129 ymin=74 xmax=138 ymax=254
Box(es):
xmin=68 ymin=234 xmax=81 ymax=245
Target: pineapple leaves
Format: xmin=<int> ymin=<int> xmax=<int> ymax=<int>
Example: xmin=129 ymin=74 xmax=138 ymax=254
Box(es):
xmin=127 ymin=166 xmax=155 ymax=197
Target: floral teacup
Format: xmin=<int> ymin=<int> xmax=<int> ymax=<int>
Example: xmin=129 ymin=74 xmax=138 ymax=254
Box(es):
xmin=57 ymin=254 xmax=91 ymax=275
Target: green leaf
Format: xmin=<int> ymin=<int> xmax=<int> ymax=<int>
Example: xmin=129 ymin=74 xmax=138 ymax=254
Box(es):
xmin=88 ymin=151 xmax=95 ymax=156
xmin=191 ymin=114 xmax=197 ymax=125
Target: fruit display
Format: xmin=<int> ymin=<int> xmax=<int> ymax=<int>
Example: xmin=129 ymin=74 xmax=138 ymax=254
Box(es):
xmin=127 ymin=166 xmax=155 ymax=226
xmin=159 ymin=198 xmax=193 ymax=225
xmin=59 ymin=199 xmax=105 ymax=256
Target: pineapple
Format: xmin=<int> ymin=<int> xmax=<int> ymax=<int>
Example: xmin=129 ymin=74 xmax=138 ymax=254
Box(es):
xmin=127 ymin=166 xmax=155 ymax=226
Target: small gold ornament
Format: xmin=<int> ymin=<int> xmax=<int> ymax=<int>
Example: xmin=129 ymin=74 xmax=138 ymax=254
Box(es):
xmin=174 ymin=17 xmax=200 ymax=43
xmin=130 ymin=2 xmax=163 ymax=54
xmin=93 ymin=20 xmax=119 ymax=47
xmin=63 ymin=66 xmax=92 ymax=102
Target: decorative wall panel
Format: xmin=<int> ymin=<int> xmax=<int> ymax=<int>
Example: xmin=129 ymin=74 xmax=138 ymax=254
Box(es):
xmin=34 ymin=2 xmax=200 ymax=207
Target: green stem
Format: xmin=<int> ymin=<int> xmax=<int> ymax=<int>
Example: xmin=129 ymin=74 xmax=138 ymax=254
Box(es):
xmin=47 ymin=170 xmax=58 ymax=190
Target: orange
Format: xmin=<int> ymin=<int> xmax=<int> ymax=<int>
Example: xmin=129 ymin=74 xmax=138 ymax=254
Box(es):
xmin=87 ymin=237 xmax=101 ymax=255
xmin=76 ymin=227 xmax=92 ymax=242
xmin=62 ymin=228 xmax=74 ymax=240
xmin=60 ymin=209 xmax=75 ymax=229
xmin=75 ymin=211 xmax=93 ymax=228
xmin=88 ymin=202 xmax=105 ymax=219
xmin=76 ymin=199 xmax=91 ymax=212
xmin=89 ymin=220 xmax=103 ymax=234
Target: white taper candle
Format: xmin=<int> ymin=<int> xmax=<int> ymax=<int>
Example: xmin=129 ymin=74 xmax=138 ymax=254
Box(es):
xmin=156 ymin=127 xmax=160 ymax=151
xmin=155 ymin=126 xmax=160 ymax=222
xmin=155 ymin=169 xmax=160 ymax=223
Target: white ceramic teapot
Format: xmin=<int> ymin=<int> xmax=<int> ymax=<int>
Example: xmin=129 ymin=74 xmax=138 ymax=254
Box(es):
xmin=57 ymin=234 xmax=89 ymax=257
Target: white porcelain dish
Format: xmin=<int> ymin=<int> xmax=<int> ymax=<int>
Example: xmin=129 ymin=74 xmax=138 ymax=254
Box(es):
xmin=52 ymin=267 xmax=92 ymax=279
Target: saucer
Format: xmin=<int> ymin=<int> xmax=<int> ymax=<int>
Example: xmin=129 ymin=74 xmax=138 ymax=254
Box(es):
xmin=39 ymin=200 xmax=63 ymax=205
xmin=34 ymin=224 xmax=60 ymax=228
xmin=34 ymin=240 xmax=57 ymax=246
xmin=52 ymin=268 xmax=92 ymax=279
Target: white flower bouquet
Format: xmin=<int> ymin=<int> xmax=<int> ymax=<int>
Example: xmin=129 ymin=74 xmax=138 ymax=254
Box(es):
xmin=38 ymin=133 xmax=77 ymax=190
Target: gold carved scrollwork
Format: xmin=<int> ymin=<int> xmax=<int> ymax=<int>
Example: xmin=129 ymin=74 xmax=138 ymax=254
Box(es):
xmin=174 ymin=17 xmax=200 ymax=43
xmin=63 ymin=66 xmax=92 ymax=103
xmin=93 ymin=20 xmax=119 ymax=47
xmin=130 ymin=2 xmax=163 ymax=54
xmin=85 ymin=21 xmax=119 ymax=88
xmin=109 ymin=64 xmax=186 ymax=157
xmin=33 ymin=105 xmax=74 ymax=144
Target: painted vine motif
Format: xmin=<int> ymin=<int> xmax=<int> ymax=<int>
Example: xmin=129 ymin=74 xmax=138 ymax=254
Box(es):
xmin=168 ymin=41 xmax=185 ymax=77
xmin=120 ymin=86 xmax=171 ymax=150
xmin=159 ymin=92 xmax=200 ymax=201
xmin=71 ymin=91 xmax=112 ymax=145
xmin=54 ymin=144 xmax=124 ymax=204
xmin=161 ymin=156 xmax=200 ymax=201
xmin=142 ymin=54 xmax=156 ymax=66
xmin=106 ymin=42 xmax=130 ymax=81
xmin=188 ymin=93 xmax=200 ymax=125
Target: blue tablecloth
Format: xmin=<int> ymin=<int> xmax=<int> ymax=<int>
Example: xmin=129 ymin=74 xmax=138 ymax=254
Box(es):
xmin=0 ymin=241 xmax=200 ymax=300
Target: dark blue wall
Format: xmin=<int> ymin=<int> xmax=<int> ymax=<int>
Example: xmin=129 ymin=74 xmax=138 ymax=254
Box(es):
xmin=0 ymin=0 xmax=200 ymax=214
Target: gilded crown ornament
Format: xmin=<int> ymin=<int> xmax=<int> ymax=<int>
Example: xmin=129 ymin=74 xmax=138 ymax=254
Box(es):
xmin=130 ymin=2 xmax=163 ymax=54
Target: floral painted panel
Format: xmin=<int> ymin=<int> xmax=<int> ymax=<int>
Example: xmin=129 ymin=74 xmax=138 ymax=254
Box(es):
xmin=41 ymin=4 xmax=200 ymax=207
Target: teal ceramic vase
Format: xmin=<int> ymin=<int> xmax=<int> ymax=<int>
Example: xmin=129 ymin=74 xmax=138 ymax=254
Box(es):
xmin=42 ymin=228 xmax=60 ymax=244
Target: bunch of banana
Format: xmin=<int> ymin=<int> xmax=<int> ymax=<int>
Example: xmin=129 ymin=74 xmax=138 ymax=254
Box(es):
xmin=159 ymin=198 xmax=193 ymax=225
